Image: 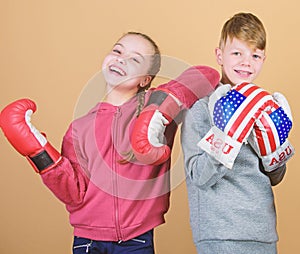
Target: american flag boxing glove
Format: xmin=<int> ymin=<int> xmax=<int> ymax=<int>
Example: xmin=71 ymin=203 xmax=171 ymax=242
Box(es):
xmin=248 ymin=92 xmax=294 ymax=172
xmin=198 ymin=82 xmax=278 ymax=169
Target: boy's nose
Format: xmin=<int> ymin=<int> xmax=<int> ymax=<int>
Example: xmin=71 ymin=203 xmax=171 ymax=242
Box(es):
xmin=241 ymin=56 xmax=251 ymax=66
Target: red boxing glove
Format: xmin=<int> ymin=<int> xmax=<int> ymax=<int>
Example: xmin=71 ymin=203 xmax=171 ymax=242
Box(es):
xmin=0 ymin=99 xmax=61 ymax=173
xmin=131 ymin=89 xmax=182 ymax=165
xmin=131 ymin=65 xmax=220 ymax=165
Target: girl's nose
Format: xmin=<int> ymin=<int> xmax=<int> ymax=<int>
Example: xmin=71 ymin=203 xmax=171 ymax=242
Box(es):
xmin=116 ymin=56 xmax=126 ymax=65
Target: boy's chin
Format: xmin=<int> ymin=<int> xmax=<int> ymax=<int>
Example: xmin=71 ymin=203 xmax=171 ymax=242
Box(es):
xmin=232 ymin=78 xmax=255 ymax=86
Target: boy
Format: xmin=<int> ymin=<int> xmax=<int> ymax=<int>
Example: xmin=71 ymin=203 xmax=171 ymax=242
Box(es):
xmin=181 ymin=13 xmax=293 ymax=254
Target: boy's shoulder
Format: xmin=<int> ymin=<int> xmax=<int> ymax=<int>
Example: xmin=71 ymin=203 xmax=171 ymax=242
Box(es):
xmin=185 ymin=95 xmax=210 ymax=121
xmin=192 ymin=94 xmax=210 ymax=109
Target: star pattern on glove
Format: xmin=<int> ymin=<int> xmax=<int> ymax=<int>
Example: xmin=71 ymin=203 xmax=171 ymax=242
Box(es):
xmin=213 ymin=90 xmax=246 ymax=131
xmin=270 ymin=108 xmax=292 ymax=145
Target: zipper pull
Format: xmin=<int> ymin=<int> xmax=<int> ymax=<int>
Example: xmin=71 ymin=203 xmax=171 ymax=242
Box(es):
xmin=114 ymin=107 xmax=121 ymax=117
xmin=86 ymin=241 xmax=92 ymax=253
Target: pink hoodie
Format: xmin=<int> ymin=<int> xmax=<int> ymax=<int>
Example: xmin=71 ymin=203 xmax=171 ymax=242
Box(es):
xmin=41 ymin=66 xmax=219 ymax=241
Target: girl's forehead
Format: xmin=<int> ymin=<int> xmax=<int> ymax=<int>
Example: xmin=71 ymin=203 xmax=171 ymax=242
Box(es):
xmin=116 ymin=34 xmax=154 ymax=55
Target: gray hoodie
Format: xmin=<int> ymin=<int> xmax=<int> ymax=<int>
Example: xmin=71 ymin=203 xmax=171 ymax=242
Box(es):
xmin=181 ymin=94 xmax=280 ymax=247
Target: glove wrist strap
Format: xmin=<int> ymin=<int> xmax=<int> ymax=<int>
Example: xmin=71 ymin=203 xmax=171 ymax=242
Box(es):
xmin=27 ymin=143 xmax=61 ymax=173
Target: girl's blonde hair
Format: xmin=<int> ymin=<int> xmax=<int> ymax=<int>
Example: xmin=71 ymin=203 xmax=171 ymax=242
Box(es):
xmin=119 ymin=32 xmax=161 ymax=116
xmin=118 ymin=32 xmax=161 ymax=164
xmin=219 ymin=12 xmax=266 ymax=51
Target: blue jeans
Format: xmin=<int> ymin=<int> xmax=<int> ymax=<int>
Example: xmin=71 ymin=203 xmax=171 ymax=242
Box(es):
xmin=73 ymin=230 xmax=154 ymax=254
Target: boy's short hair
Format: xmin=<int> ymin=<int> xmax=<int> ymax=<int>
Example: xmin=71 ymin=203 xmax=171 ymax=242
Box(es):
xmin=219 ymin=12 xmax=266 ymax=50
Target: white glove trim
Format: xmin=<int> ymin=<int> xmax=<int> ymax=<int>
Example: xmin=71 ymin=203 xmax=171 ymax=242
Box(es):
xmin=261 ymin=139 xmax=295 ymax=172
xmin=198 ymin=126 xmax=242 ymax=169
xmin=273 ymin=92 xmax=293 ymax=121
xmin=208 ymin=84 xmax=231 ymax=119
xmin=168 ymin=93 xmax=183 ymax=107
xmin=25 ymin=109 xmax=47 ymax=147
xmin=148 ymin=110 xmax=169 ymax=147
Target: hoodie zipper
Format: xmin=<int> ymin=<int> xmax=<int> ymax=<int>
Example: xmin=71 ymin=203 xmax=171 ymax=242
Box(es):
xmin=112 ymin=107 xmax=122 ymax=241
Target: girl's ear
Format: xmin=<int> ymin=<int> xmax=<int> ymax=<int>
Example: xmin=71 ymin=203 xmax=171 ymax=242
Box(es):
xmin=140 ymin=75 xmax=152 ymax=88
xmin=215 ymin=47 xmax=223 ymax=66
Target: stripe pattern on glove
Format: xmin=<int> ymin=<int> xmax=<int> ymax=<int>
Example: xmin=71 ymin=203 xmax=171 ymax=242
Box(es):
xmin=213 ymin=82 xmax=274 ymax=143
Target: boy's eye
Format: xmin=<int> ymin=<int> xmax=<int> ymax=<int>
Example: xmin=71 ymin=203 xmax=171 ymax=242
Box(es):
xmin=253 ymin=54 xmax=262 ymax=59
xmin=233 ymin=52 xmax=241 ymax=56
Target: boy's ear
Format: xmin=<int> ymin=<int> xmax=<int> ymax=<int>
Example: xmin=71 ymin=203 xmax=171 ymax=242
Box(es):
xmin=263 ymin=54 xmax=267 ymax=62
xmin=215 ymin=47 xmax=223 ymax=65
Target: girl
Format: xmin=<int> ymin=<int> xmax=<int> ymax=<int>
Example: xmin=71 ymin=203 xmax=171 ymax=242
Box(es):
xmin=0 ymin=32 xmax=219 ymax=253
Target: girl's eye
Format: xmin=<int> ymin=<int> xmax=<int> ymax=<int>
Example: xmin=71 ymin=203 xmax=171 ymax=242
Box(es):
xmin=132 ymin=57 xmax=140 ymax=63
xmin=253 ymin=54 xmax=261 ymax=59
xmin=112 ymin=49 xmax=121 ymax=54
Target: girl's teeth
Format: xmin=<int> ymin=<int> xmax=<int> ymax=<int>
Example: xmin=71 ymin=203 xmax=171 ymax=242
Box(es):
xmin=110 ymin=66 xmax=125 ymax=76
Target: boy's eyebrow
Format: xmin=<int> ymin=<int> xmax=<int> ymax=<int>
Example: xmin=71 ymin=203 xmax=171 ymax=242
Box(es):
xmin=114 ymin=43 xmax=145 ymax=59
